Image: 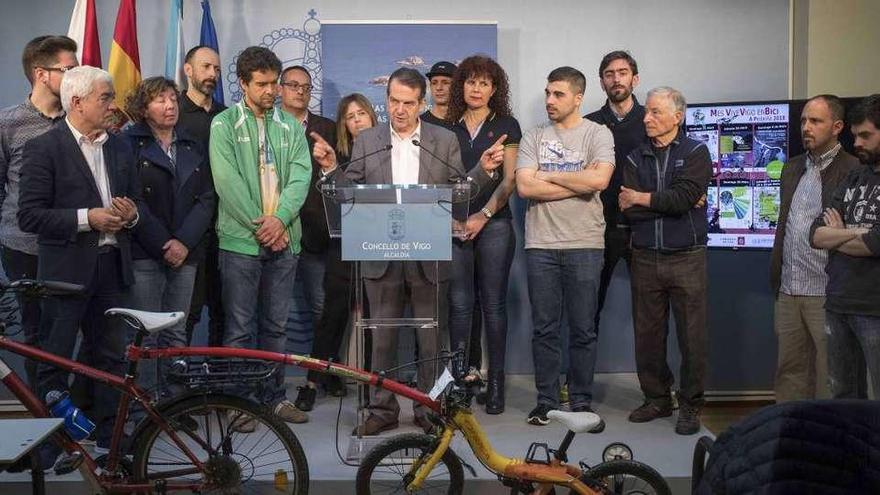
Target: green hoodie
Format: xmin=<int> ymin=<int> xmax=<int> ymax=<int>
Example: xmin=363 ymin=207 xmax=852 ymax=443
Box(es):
xmin=209 ymin=101 xmax=312 ymax=255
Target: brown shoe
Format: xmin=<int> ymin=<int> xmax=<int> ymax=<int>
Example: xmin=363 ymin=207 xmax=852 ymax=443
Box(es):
xmin=351 ymin=414 xmax=399 ymax=436
xmin=414 ymin=415 xmax=434 ymax=434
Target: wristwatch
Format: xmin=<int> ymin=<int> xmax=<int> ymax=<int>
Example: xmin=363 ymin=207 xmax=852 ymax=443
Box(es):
xmin=481 ymin=207 xmax=493 ymax=219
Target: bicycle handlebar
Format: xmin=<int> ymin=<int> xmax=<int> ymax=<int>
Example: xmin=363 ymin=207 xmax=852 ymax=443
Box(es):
xmin=1 ymin=279 xmax=86 ymax=298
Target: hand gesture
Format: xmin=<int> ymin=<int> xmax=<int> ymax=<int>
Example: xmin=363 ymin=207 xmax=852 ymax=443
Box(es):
xmin=823 ymin=207 xmax=845 ymax=229
xmin=618 ymin=186 xmax=640 ymax=210
xmin=479 ymin=134 xmax=508 ymax=172
xmin=163 ymin=239 xmax=189 ymax=268
xmin=87 ymin=208 xmax=124 ymax=233
xmin=310 ymin=131 xmax=337 ymax=172
xmin=110 ymin=196 xmax=137 ymax=223
xmin=253 ymin=215 xmax=285 ymax=247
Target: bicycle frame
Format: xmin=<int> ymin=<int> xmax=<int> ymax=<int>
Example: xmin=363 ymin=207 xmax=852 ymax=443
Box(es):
xmin=1 ymin=337 xmax=593 ymax=493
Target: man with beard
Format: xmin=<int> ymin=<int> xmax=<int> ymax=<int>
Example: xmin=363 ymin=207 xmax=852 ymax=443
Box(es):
xmin=811 ymin=94 xmax=880 ymax=400
xmin=515 ymin=67 xmax=614 ymax=429
xmin=1 ymin=35 xmax=78 ymax=389
xmin=209 ymin=46 xmax=312 ymax=427
xmin=585 ymin=51 xmax=645 ymax=332
xmin=770 ymin=95 xmax=858 ymax=402
xmin=178 ymin=45 xmax=227 ymax=347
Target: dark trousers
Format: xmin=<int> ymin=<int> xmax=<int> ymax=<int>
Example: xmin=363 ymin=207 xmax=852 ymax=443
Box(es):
xmin=630 ymin=247 xmax=708 ymax=408
xmin=185 ymin=231 xmax=225 ymax=346
xmin=448 ymin=218 xmax=515 ymax=376
xmin=306 ymin=248 xmax=353 ymax=385
xmin=36 ymin=249 xmax=126 ymax=445
xmin=595 ymin=227 xmax=632 ymax=331
xmin=1 ymin=247 xmax=40 ymax=389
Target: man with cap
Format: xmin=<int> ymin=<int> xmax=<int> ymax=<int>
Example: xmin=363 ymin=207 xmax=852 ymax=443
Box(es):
xmin=422 ymin=61 xmax=456 ymax=127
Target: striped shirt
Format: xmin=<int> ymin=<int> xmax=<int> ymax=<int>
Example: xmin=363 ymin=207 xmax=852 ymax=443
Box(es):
xmin=0 ymin=99 xmax=64 ymax=255
xmin=780 ymin=143 xmax=841 ymax=296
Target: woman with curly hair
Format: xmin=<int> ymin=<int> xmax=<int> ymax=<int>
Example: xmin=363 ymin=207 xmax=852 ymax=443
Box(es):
xmin=446 ymin=55 xmax=522 ymax=414
xmin=122 ymin=76 xmax=215 ymax=398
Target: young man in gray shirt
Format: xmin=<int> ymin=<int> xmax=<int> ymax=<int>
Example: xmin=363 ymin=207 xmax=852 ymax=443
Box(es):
xmin=515 ymin=66 xmax=614 ymax=428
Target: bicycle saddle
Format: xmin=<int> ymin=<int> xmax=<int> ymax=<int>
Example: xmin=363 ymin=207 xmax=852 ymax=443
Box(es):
xmin=104 ymin=308 xmax=185 ymax=334
xmin=547 ymin=410 xmax=603 ymax=433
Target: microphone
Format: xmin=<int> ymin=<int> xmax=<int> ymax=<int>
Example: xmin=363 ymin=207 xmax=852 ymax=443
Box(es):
xmin=411 ymin=139 xmax=471 ymax=184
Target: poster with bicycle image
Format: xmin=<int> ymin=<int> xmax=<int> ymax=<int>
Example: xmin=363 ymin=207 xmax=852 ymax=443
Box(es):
xmin=687 ymin=102 xmax=789 ymax=248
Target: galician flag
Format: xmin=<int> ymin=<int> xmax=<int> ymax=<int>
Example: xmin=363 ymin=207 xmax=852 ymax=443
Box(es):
xmin=164 ymin=0 xmax=185 ymax=88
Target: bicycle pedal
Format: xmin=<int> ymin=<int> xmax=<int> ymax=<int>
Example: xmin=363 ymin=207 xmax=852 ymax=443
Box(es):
xmin=54 ymin=451 xmax=84 ymax=475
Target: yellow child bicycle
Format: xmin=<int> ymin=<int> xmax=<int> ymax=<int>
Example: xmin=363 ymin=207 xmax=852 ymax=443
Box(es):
xmin=355 ymin=351 xmax=671 ymax=494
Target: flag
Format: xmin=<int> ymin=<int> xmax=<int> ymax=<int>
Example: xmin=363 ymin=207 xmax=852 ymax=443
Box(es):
xmin=67 ymin=0 xmax=101 ymax=67
xmin=108 ymin=0 xmax=141 ymax=115
xmin=164 ymin=0 xmax=185 ymax=88
xmin=199 ymin=0 xmax=224 ymax=104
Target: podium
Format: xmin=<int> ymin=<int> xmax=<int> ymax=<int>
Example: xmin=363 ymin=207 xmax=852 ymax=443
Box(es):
xmin=321 ymin=183 xmax=470 ymax=459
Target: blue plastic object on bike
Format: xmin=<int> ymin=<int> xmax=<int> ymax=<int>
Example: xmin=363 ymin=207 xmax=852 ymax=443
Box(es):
xmin=46 ymin=390 xmax=95 ymax=441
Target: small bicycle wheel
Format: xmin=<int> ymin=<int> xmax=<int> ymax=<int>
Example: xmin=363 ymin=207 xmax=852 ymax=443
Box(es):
xmin=356 ymin=433 xmax=464 ymax=495
xmin=131 ymin=394 xmax=309 ymax=494
xmin=581 ymin=459 xmax=670 ymax=495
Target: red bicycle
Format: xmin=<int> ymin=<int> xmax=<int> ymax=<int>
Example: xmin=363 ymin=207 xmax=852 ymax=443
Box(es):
xmin=0 ymin=279 xmax=311 ymax=494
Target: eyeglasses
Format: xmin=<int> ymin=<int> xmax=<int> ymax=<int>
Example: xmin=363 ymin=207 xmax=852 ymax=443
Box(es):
xmin=280 ymin=81 xmax=312 ymax=93
xmin=39 ymin=65 xmax=77 ymax=73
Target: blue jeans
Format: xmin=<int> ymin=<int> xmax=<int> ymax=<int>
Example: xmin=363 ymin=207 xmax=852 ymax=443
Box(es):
xmin=220 ymin=248 xmax=298 ymax=405
xmin=527 ymin=248 xmax=603 ymax=409
xmin=826 ymin=310 xmax=880 ymax=400
xmin=295 ymin=249 xmax=326 ymax=330
xmin=125 ymin=258 xmax=197 ymax=398
xmin=448 ymin=218 xmax=515 ymax=375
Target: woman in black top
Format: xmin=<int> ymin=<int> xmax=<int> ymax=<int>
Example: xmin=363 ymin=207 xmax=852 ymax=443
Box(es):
xmin=295 ymin=93 xmax=378 ymax=411
xmin=447 ymin=56 xmax=522 ymax=414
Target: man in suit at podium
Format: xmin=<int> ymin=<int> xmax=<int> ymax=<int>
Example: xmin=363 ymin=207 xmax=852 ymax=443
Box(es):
xmin=311 ymin=67 xmax=505 ymax=435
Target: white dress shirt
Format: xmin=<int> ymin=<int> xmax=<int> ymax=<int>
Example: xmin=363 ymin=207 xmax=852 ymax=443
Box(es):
xmin=390 ymin=122 xmax=421 ymax=185
xmin=68 ymin=119 xmax=118 ymax=246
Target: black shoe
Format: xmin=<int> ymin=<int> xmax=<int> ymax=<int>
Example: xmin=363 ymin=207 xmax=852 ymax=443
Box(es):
xmin=485 ymin=372 xmax=505 ymax=415
xmin=675 ymin=405 xmax=701 ymax=435
xmin=527 ymin=404 xmax=554 ymax=426
xmin=571 ymin=405 xmax=605 ymax=433
xmin=294 ymin=386 xmax=317 ymax=412
xmin=628 ymin=401 xmax=673 ymax=423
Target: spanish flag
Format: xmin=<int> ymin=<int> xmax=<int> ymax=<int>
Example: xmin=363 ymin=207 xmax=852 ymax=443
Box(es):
xmin=107 ymin=0 xmax=141 ymax=115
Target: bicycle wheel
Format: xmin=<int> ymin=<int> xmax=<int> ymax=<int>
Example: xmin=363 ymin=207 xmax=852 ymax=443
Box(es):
xmin=581 ymin=459 xmax=670 ymax=495
xmin=131 ymin=394 xmax=309 ymax=494
xmin=356 ymin=433 xmax=464 ymax=495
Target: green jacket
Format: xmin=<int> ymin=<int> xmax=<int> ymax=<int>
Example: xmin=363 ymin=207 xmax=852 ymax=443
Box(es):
xmin=209 ymin=101 xmax=312 ymax=255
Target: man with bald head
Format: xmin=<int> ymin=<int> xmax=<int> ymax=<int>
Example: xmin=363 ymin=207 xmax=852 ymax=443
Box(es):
xmin=770 ymin=95 xmax=858 ymax=403
xmin=179 ymin=45 xmax=227 ymax=347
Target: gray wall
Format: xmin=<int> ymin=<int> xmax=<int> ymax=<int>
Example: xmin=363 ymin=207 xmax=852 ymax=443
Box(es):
xmin=0 ymin=0 xmax=789 ymax=392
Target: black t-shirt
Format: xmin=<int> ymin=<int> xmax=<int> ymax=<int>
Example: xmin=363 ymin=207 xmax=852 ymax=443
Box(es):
xmin=585 ymin=98 xmax=647 ymax=229
xmin=450 ymin=113 xmax=522 ymax=218
xmin=811 ymin=165 xmax=880 ymax=316
xmin=177 ymin=92 xmax=226 ymax=148
xmin=420 ymin=110 xmax=452 ymax=129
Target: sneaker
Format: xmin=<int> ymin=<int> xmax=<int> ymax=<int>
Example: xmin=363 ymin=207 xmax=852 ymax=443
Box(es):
xmin=294 ymin=386 xmax=317 ymax=412
xmin=527 ymin=404 xmax=555 ymax=426
xmin=571 ymin=405 xmax=606 ymax=433
xmin=274 ymin=399 xmax=308 ymax=424
xmin=675 ymin=406 xmax=701 ymax=435
xmin=559 ymin=384 xmax=570 ymax=406
xmin=228 ymin=411 xmax=257 ymax=433
xmin=628 ymin=402 xmax=673 ymax=423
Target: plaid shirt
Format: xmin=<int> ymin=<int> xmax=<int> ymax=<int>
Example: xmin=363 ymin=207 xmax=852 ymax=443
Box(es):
xmin=780 ymin=143 xmax=841 ymax=296
xmin=0 ymin=99 xmax=64 ymax=255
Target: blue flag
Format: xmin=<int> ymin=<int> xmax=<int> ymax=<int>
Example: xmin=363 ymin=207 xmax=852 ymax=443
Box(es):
xmin=199 ymin=0 xmax=223 ymax=104
xmin=164 ymin=0 xmax=185 ymax=87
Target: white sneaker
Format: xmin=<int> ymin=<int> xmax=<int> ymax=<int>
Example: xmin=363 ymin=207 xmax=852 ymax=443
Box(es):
xmin=227 ymin=411 xmax=256 ymax=433
xmin=274 ymin=399 xmax=308 ymax=424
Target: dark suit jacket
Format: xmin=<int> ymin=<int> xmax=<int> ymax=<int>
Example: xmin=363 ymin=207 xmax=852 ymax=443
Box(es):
xmin=301 ymin=112 xmax=337 ymax=254
xmin=769 ymin=149 xmax=860 ymax=295
xmin=18 ymin=122 xmax=143 ymax=287
xmin=331 ymin=121 xmax=492 ymax=283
